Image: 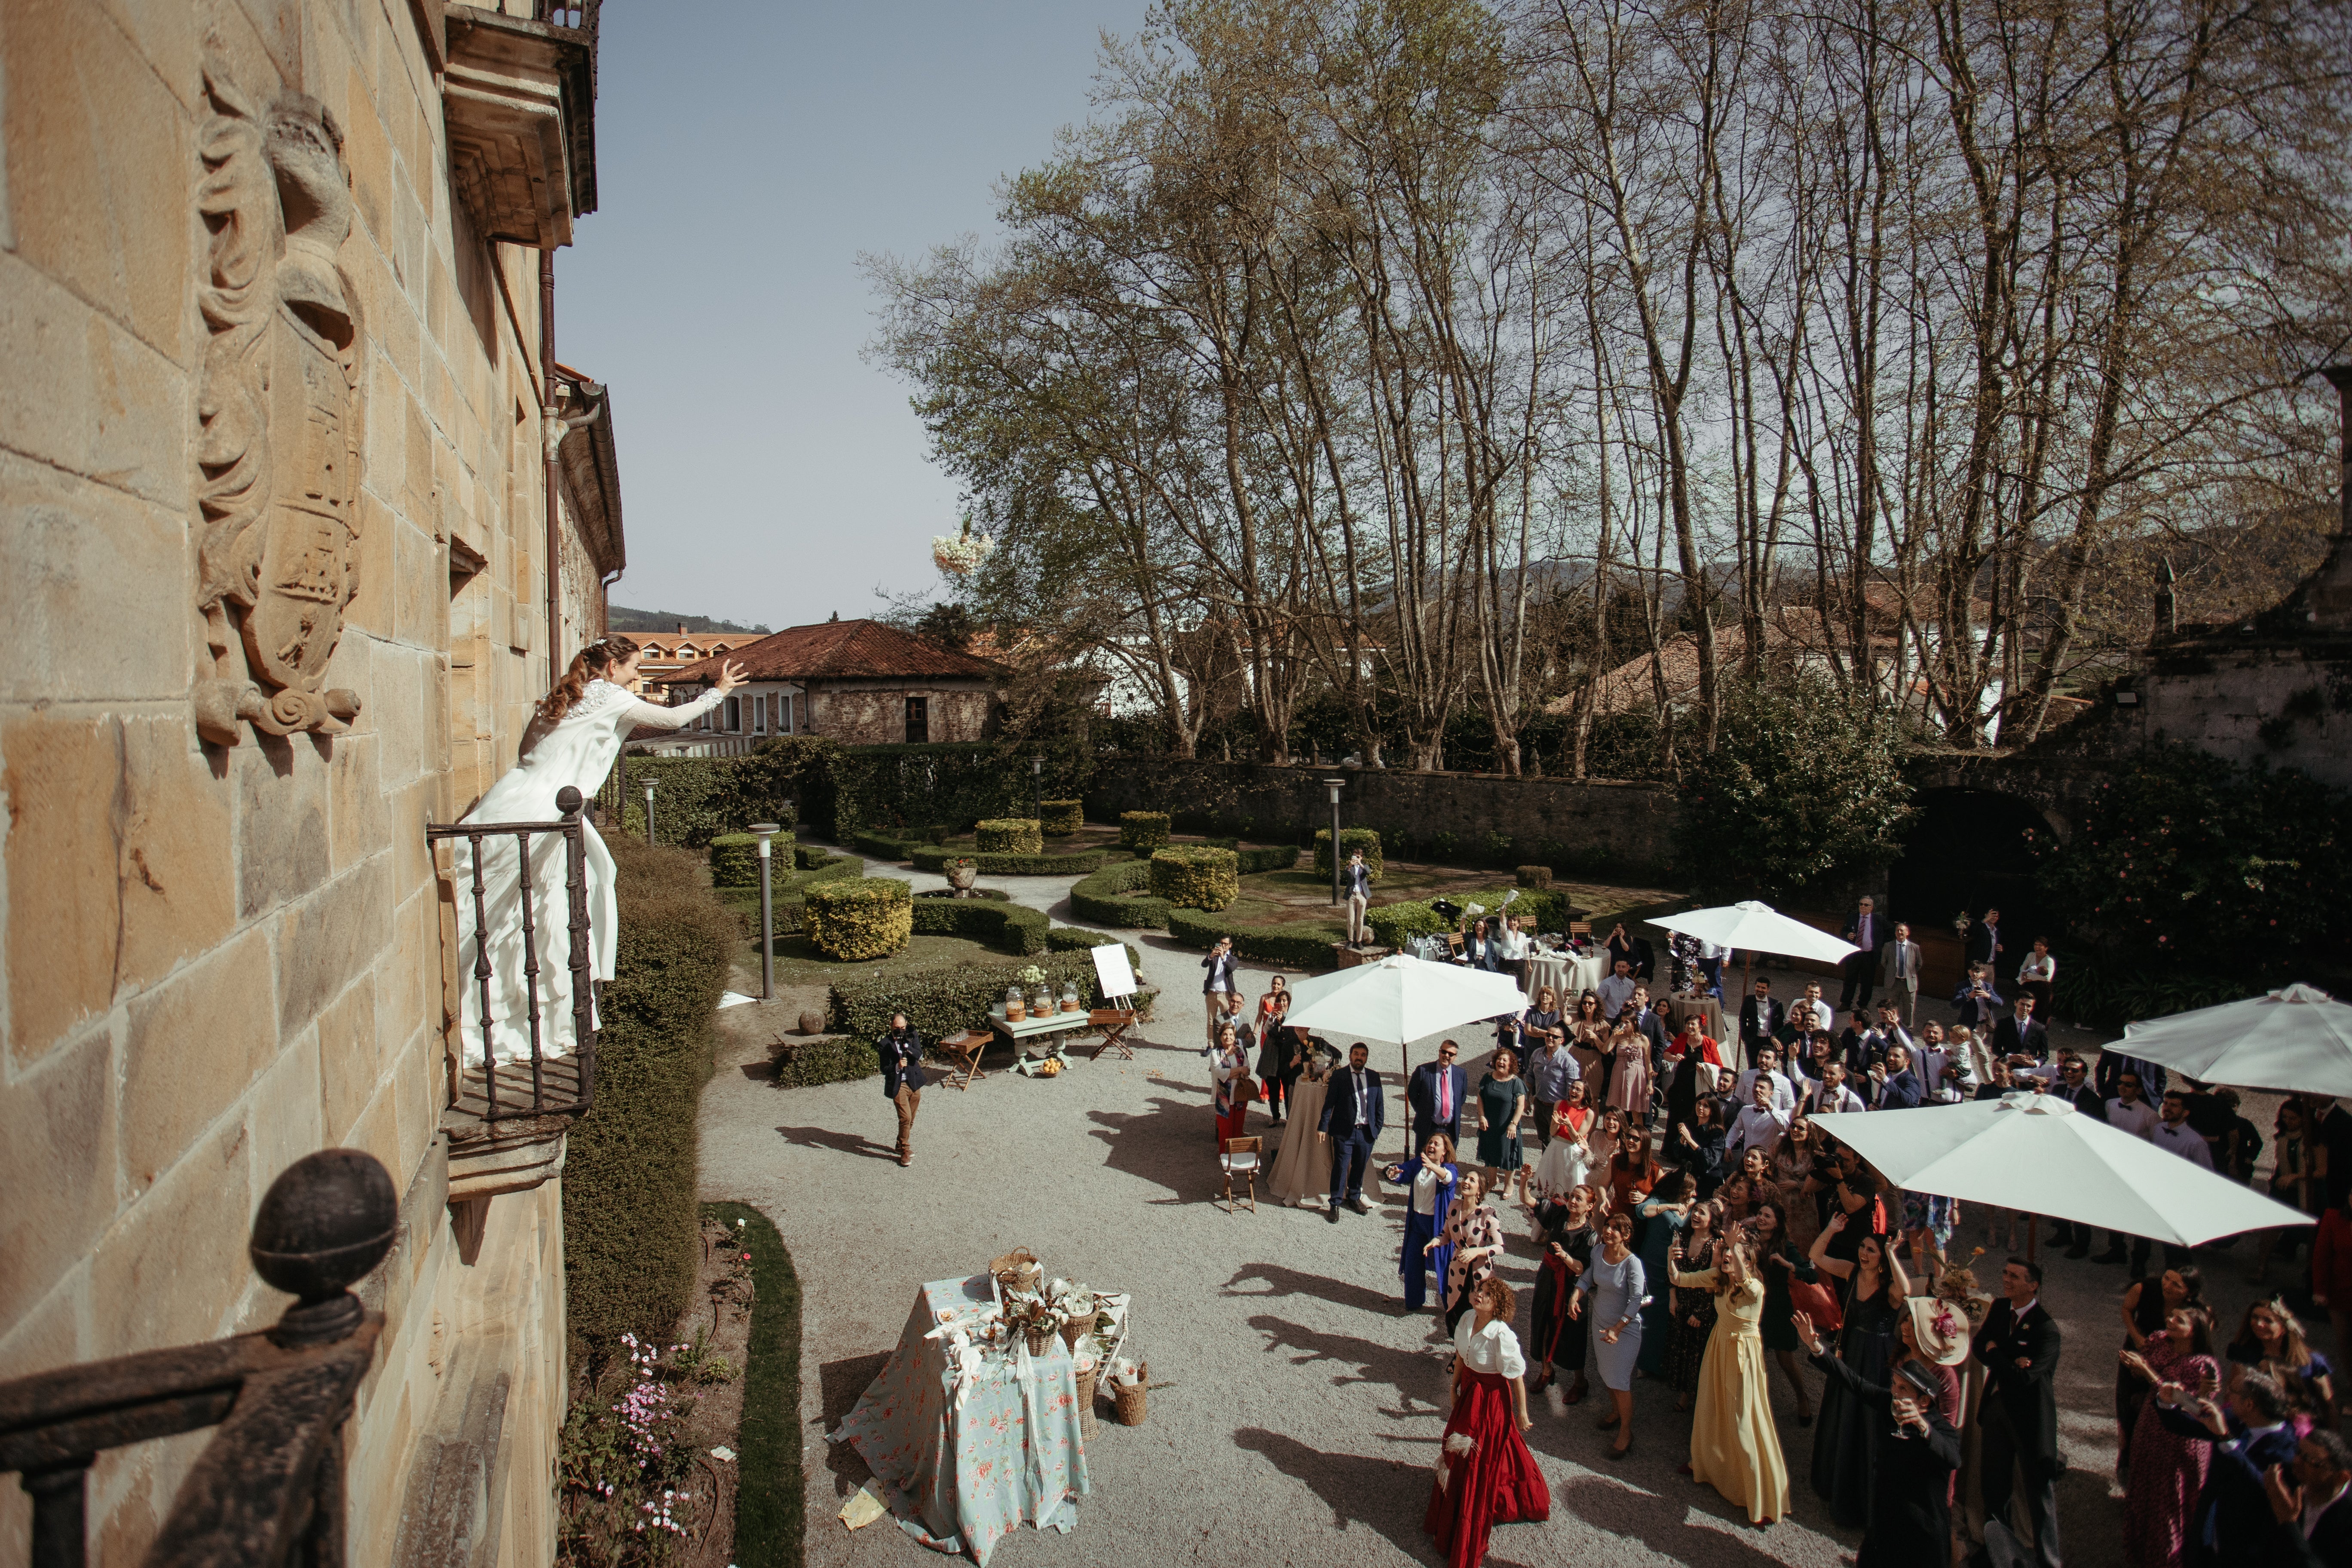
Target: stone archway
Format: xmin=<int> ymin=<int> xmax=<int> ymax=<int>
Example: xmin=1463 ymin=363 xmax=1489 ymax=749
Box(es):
xmin=1887 ymin=787 xmax=2058 ymax=956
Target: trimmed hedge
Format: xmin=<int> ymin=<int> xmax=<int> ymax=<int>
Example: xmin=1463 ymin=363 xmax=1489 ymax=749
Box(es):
xmin=612 ymin=742 xmax=824 ymax=847
xmin=1039 ymin=799 xmax=1084 ymax=836
xmin=753 ymin=853 xmax=862 ymax=936
xmin=769 ymin=1035 xmax=881 ymax=1088
xmin=828 ymin=950 xmax=1154 ymax=1042
xmin=908 ymin=894 xmax=1050 ymax=955
xmin=804 ymin=877 xmax=914 ymax=960
xmin=916 ymin=886 xmax=1012 ymax=901
xmin=792 ymin=842 xmax=830 ymax=870
xmin=975 ymin=818 xmax=1044 ymax=854
xmin=1366 ymin=885 xmax=1574 ymax=949
xmin=1046 ymin=924 xmax=1126 ymax=954
xmin=1201 ymin=839 xmax=1302 ymax=875
xmin=852 ymin=829 xmax=938 ymax=862
xmin=1119 ymin=811 xmax=1170 ymax=852
xmin=1517 ymin=864 xmax=1554 ymax=890
xmin=1071 ymin=858 xmax=1172 ymax=928
xmin=908 ymin=844 xmax=1121 ymax=876
xmin=1165 ymin=904 xmax=1345 ymax=970
xmin=1314 ymin=827 xmax=1385 ymax=882
xmin=710 ymin=830 xmax=793 ymax=888
xmin=564 ymin=836 xmax=736 ymax=1351
xmin=1150 ymin=845 xmax=1239 ymax=911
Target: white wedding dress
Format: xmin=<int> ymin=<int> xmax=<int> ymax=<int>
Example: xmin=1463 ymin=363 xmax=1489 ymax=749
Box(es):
xmin=451 ymin=678 xmax=725 ymax=1064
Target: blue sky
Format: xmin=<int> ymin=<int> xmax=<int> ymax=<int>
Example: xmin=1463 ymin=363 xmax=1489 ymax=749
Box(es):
xmin=563 ymin=2 xmax=1151 ymax=629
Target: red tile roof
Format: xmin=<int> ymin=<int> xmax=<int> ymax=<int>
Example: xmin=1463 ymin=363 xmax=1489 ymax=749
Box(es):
xmin=670 ymin=619 xmax=1006 ymax=683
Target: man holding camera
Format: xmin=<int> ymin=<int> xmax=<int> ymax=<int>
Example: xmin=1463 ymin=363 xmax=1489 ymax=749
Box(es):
xmin=879 ymin=1012 xmax=928 ymax=1168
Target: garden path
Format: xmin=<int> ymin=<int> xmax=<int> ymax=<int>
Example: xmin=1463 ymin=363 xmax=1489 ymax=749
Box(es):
xmin=697 ymin=845 xmax=2277 ymax=1568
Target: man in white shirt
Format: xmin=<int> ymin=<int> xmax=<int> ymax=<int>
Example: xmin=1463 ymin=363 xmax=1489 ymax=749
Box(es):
xmin=1807 ymin=1060 xmax=1868 ymax=1115
xmin=1914 ymin=1020 xmax=1962 ymax=1102
xmin=1726 ymin=1075 xmax=1792 ymax=1160
xmin=1597 ymin=958 xmax=1638 ymax=1019
xmin=1734 ymin=1047 xmax=1798 ymax=1116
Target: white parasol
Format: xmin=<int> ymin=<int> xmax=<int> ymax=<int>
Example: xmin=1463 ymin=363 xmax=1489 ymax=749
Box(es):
xmin=1282 ymin=953 xmax=1528 ymax=1077
xmin=1819 ymin=1091 xmax=2310 ymax=1250
xmin=1650 ymin=900 xmax=1862 ymax=1003
xmin=2119 ymin=984 xmax=2352 ymax=1098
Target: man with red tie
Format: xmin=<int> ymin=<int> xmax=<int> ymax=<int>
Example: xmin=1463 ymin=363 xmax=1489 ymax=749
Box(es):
xmin=1410 ymin=1040 xmax=1471 ymax=1155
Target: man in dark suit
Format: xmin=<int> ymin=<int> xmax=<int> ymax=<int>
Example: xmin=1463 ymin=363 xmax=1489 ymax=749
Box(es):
xmin=1408 ymin=1039 xmax=1470 ymax=1155
xmin=2158 ymin=1372 xmax=2305 ymax=1567
xmin=1737 ymin=978 xmax=1785 ymax=1071
xmin=878 ymin=1011 xmax=928 ymax=1168
xmin=1994 ymin=997 xmax=2051 ymax=1064
xmin=2266 ymin=1428 xmax=2352 ymax=1568
xmin=1969 ymin=907 xmax=2006 ymax=969
xmin=1840 ymin=895 xmax=1888 ymax=1012
xmin=2316 ymin=1101 xmax=2352 ymax=1213
xmin=1319 ymin=1042 xmax=1384 ymax=1222
xmin=1975 ymin=1256 xmax=2064 ymax=1568
xmin=1877 ymin=922 xmax=1924 ymax=1029
xmin=1874 ymin=1044 xmax=1925 ymax=1109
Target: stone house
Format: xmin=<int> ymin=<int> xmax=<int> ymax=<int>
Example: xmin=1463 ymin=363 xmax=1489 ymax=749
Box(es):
xmin=3 ymin=3 xmax=624 ymax=1564
xmin=629 ymin=626 xmax=757 ymax=685
xmin=668 ymin=618 xmax=1009 ymax=745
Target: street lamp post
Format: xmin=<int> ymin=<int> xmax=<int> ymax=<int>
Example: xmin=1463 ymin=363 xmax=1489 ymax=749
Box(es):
xmin=1030 ymin=753 xmax=1044 ymax=819
xmin=751 ymin=822 xmax=781 ymax=1000
xmin=1323 ymin=777 xmax=1346 ymax=907
xmin=643 ymin=781 xmax=656 ymax=846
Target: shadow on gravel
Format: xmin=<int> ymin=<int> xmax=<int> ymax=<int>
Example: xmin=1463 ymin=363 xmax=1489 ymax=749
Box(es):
xmin=1221 ymin=1260 xmax=1399 ymax=1317
xmin=1548 ymin=1474 xmax=1816 ymax=1565
xmin=1248 ymin=1312 xmax=1450 ymax=1413
xmin=1084 ymin=1095 xmax=1225 ymax=1201
xmin=775 ymin=1124 xmax=895 ymax=1162
xmin=1232 ymin=1427 xmax=1432 ymax=1555
xmin=815 ymin=1351 xmax=889 ymax=1505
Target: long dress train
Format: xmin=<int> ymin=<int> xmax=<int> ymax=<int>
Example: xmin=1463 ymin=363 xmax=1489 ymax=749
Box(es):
xmin=451 ymin=679 xmax=723 ymax=1063
xmin=1676 ymin=1268 xmax=1792 ymax=1523
xmin=1425 ymin=1331 xmax=1550 ymax=1568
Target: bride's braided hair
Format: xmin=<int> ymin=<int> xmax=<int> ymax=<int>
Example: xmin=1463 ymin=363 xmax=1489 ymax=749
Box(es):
xmin=537 ymin=634 xmax=641 ymax=724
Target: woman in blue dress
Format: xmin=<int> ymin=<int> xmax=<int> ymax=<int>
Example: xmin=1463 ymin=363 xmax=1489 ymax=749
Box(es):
xmin=1636 ymin=1170 xmax=1697 ymax=1378
xmin=1387 ymin=1133 xmax=1459 ymax=1315
xmin=1572 ymin=1210 xmax=1647 ymax=1459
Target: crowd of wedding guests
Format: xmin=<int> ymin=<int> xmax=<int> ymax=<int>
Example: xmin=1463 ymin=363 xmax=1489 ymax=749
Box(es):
xmin=1194 ymin=910 xmax=2352 ymax=1568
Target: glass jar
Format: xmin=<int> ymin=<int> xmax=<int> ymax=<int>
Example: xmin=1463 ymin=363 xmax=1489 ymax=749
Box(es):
xmin=1005 ymin=984 xmax=1025 ymax=1022
xmin=1032 ymin=986 xmax=1055 ymax=1018
xmin=1061 ymin=983 xmax=1082 ymax=1014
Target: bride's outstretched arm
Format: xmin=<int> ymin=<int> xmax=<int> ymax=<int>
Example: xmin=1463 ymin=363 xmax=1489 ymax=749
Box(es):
xmin=620 ymin=658 xmax=744 ymax=729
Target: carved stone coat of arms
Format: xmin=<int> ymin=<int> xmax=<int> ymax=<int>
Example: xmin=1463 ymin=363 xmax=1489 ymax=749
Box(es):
xmin=192 ymin=59 xmax=367 ymax=745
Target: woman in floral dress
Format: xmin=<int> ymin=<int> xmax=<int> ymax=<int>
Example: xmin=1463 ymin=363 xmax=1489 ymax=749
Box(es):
xmin=2117 ymin=1305 xmax=2218 ymax=1568
xmin=1435 ymin=1169 xmax=1508 ymax=1335
xmin=1666 ymin=1203 xmax=1722 ymax=1409
xmin=1605 ymin=1014 xmax=1652 ymax=1125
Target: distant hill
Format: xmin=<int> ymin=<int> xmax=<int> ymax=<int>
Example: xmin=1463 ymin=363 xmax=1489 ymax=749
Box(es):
xmin=609 ymin=606 xmax=771 ymax=636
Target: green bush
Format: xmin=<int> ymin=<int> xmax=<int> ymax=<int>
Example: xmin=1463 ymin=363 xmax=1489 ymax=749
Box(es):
xmin=1150 ymin=845 xmax=1240 ymax=911
xmin=828 ymin=743 xmax=1074 ymax=839
xmin=1201 ymin=839 xmax=1302 ymax=875
xmin=975 ymin=818 xmax=1044 ymax=854
xmin=563 ymin=836 xmax=737 ymax=1351
xmin=828 ymin=951 xmax=1153 ymax=1041
xmin=1677 ymin=670 xmax=1914 ymax=900
xmin=756 ymin=854 xmax=861 ymax=935
xmin=1366 ymin=886 xmax=1572 ymax=950
xmin=916 ymin=886 xmax=1012 ymax=901
xmin=767 ymin=1035 xmax=881 ymax=1088
xmin=1313 ymin=827 xmax=1385 ymax=882
xmin=908 ymin=894 xmax=1049 ymax=955
xmin=1516 ymin=864 xmax=1553 ymax=890
xmin=804 ymin=877 xmax=914 ymax=960
xmin=1366 ymin=900 xmax=1450 ymax=948
xmin=1119 ymin=811 xmax=1171 ymax=852
xmin=708 ymin=831 xmax=793 ymax=888
xmin=791 ymin=842 xmax=828 ymax=870
xmin=1071 ymin=858 xmax=1171 ymax=928
xmin=1046 ymin=924 xmax=1125 ymax=954
xmin=610 ymin=741 xmax=827 ymax=847
xmin=1165 ymin=905 xmax=1344 ymax=969
xmin=2053 ymin=953 xmax=2247 ymax=1032
xmin=1039 ymin=799 xmax=1084 ymax=836
xmin=852 ymin=829 xmax=938 ymax=862
xmin=908 ymin=844 xmax=1119 ymax=876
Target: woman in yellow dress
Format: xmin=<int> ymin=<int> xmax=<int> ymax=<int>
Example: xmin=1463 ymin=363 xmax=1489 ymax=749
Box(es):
xmin=1666 ymin=1219 xmax=1792 ymax=1524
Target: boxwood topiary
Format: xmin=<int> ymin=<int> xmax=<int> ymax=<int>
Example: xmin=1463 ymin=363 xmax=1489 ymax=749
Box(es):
xmin=1119 ymin=811 xmax=1170 ymax=853
xmin=974 ymin=818 xmax=1044 ymax=854
xmin=908 ymin=895 xmax=1049 ymax=955
xmin=1314 ymin=827 xmax=1384 ymax=882
xmin=710 ymin=831 xmax=794 ymax=888
xmin=804 ymin=877 xmax=914 ymax=960
xmin=1149 ymin=845 xmax=1239 ymax=911
xmin=1516 ymin=864 xmax=1554 ymax=890
xmin=1165 ymin=905 xmax=1346 ymax=970
xmin=1038 ymin=799 xmax=1084 ymax=836
xmin=908 ymin=844 xmax=1119 ymax=876
xmin=1071 ymin=858 xmax=1171 ymax=928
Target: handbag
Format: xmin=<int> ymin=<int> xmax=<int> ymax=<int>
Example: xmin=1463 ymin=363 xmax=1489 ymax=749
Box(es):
xmin=1233 ymin=1074 xmax=1261 ymax=1104
xmin=1788 ymin=1277 xmax=1844 ymax=1333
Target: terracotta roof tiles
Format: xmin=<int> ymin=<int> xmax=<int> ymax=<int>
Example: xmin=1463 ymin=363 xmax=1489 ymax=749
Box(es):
xmin=670 ymin=619 xmax=1005 ymax=683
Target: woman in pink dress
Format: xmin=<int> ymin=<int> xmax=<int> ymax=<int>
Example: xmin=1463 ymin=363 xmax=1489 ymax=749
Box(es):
xmin=1606 ymin=1016 xmax=1651 ymax=1124
xmin=2118 ymin=1304 xmax=2218 ymax=1568
xmin=1426 ymin=1275 xmax=1551 ymax=1568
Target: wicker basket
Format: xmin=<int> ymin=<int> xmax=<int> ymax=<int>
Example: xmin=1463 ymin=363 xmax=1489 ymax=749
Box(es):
xmin=1023 ymin=1326 xmax=1054 ymax=1357
xmin=1058 ymin=1309 xmax=1099 ymax=1351
xmin=1073 ymin=1359 xmax=1099 ymax=1434
xmin=1111 ymin=1360 xmax=1148 ymax=1427
xmin=990 ymin=1249 xmax=1041 ymax=1297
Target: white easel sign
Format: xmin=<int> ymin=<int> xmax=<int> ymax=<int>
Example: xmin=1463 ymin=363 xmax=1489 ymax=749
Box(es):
xmin=1090 ymin=943 xmax=1137 ymax=1003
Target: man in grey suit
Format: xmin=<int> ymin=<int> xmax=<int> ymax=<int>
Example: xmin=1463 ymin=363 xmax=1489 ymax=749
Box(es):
xmin=1877 ymin=922 xmax=1923 ymax=1029
xmin=1341 ymin=849 xmax=1374 ymax=947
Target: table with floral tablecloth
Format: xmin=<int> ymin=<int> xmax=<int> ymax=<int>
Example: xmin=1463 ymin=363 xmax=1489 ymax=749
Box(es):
xmin=831 ymin=1273 xmax=1091 ymax=1564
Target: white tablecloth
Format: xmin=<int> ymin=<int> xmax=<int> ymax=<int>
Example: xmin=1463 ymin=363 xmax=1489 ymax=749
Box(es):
xmin=1526 ymin=949 xmax=1605 ymax=1004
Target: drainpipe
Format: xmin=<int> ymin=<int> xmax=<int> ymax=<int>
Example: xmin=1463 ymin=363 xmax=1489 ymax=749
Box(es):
xmin=542 ymin=249 xmax=563 ymax=671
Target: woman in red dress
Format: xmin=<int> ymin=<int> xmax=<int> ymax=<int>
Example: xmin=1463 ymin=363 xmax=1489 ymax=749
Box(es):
xmin=1427 ymin=1275 xmax=1551 ymax=1568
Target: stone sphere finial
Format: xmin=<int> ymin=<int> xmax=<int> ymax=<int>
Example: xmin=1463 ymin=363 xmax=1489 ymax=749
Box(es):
xmin=557 ymin=785 xmax=584 ymax=815
xmin=250 ymin=1149 xmax=397 ymax=1342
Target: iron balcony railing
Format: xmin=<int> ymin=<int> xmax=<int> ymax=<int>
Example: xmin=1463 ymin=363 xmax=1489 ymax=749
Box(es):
xmin=0 ymin=1150 xmax=395 ymax=1568
xmin=426 ymin=785 xmax=598 ymax=1123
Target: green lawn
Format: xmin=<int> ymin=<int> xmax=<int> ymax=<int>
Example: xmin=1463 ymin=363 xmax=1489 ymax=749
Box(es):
xmin=711 ymin=888 xmax=1009 ymax=986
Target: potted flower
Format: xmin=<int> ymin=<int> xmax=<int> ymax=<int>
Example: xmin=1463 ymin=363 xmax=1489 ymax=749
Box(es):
xmin=946 ymin=857 xmax=979 ymax=896
xmin=1017 ymin=963 xmax=1052 ymax=1018
xmin=1000 ymin=1288 xmax=1067 ymax=1357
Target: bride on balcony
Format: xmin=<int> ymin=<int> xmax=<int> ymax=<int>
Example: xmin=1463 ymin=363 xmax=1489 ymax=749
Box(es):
xmin=452 ymin=636 xmax=745 ymax=1065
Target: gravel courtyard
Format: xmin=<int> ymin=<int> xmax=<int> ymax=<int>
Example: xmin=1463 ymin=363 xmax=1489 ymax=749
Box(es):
xmin=696 ymin=851 xmax=2285 ymax=1568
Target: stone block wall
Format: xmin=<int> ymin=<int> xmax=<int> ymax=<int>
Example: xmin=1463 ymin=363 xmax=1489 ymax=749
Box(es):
xmin=810 ymin=680 xmax=998 ymax=746
xmin=2124 ymin=643 xmax=2352 ymax=790
xmin=0 ymin=3 xmax=576 ymax=1564
xmin=1085 ymin=761 xmax=1684 ymax=876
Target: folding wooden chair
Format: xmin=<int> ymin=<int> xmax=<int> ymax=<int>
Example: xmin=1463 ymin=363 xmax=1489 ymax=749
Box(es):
xmin=936 ymin=1029 xmax=989 ymax=1090
xmin=1219 ymin=1136 xmax=1262 ymax=1214
xmin=1569 ymin=920 xmax=1593 ymax=940
xmin=1084 ymin=1007 xmax=1137 ymax=1061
